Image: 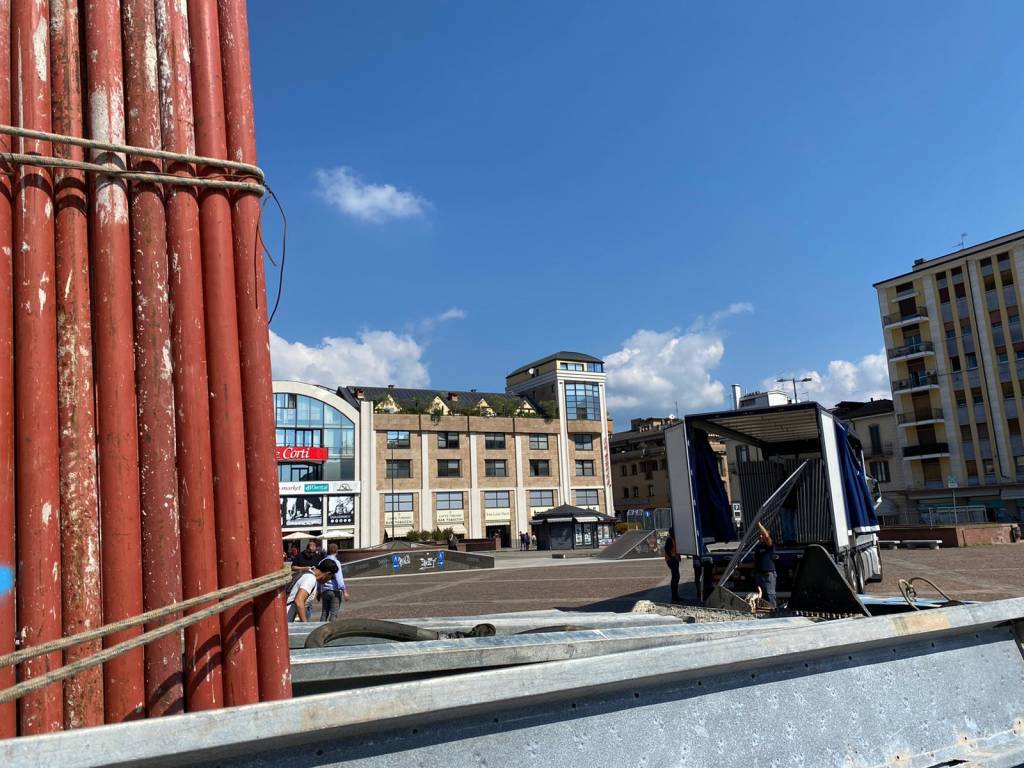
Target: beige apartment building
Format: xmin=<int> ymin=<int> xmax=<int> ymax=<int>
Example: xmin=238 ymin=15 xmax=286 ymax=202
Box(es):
xmin=274 ymin=351 xmax=615 ymax=548
xmin=875 ymin=230 xmax=1024 ymax=523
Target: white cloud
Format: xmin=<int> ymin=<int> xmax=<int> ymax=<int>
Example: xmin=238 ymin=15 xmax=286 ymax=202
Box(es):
xmin=315 ymin=166 xmax=428 ymax=223
xmin=270 ymin=329 xmax=430 ymax=388
xmin=437 ymin=307 xmax=466 ymax=322
xmin=764 ymin=350 xmax=890 ymax=408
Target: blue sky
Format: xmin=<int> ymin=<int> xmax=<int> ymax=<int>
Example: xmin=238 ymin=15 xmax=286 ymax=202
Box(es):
xmin=250 ymin=2 xmax=1024 ymax=423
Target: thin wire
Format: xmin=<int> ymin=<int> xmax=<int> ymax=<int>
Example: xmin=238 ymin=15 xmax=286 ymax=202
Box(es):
xmin=265 ymin=185 xmax=288 ymax=326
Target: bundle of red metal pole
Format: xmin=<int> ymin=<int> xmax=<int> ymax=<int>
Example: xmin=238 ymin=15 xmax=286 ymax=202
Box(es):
xmin=1 ymin=0 xmax=289 ymax=736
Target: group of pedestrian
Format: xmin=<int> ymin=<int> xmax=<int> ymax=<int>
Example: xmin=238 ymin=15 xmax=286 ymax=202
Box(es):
xmin=286 ymin=539 xmax=351 ymax=622
xmin=517 ymin=531 xmax=537 ymax=550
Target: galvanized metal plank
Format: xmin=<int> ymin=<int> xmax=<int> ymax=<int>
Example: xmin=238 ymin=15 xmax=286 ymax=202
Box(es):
xmin=4 ymin=598 xmax=1023 ymax=768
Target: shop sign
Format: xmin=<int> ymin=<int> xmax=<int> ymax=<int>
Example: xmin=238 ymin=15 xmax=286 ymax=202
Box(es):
xmin=278 ymin=480 xmax=360 ymax=496
xmin=276 ymin=446 xmax=328 ymax=462
xmin=484 ymin=507 xmax=511 ymax=522
xmin=435 ymin=509 xmax=465 ymax=525
xmin=384 ymin=511 xmax=414 ymax=529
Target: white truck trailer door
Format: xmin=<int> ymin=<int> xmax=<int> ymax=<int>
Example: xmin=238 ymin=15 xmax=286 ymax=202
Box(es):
xmin=664 ymin=420 xmax=700 ymax=557
xmin=818 ymin=409 xmax=852 ymax=547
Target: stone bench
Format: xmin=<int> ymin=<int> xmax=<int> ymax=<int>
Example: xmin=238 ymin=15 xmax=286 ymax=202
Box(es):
xmin=878 ymin=540 xmax=901 ymax=549
xmin=902 ymin=539 xmax=941 ymax=550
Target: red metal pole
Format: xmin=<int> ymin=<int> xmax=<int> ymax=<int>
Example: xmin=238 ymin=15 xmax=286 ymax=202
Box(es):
xmin=217 ymin=0 xmax=291 ymax=703
xmin=0 ymin=0 xmax=17 ymax=740
xmin=83 ymin=0 xmax=147 ymax=724
xmin=187 ymin=0 xmax=260 ymax=707
xmin=50 ymin=0 xmax=104 ymax=730
xmin=12 ymin=0 xmax=63 ymax=735
xmin=122 ymin=0 xmax=185 ymax=718
xmin=154 ymin=0 xmax=224 ymax=712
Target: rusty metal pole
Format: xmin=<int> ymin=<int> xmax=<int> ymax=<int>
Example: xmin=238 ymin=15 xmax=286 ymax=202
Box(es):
xmin=154 ymin=0 xmax=224 ymax=712
xmin=12 ymin=0 xmax=63 ymax=735
xmin=217 ymin=0 xmax=291 ymax=703
xmin=0 ymin=0 xmax=17 ymax=741
xmin=83 ymin=0 xmax=147 ymax=724
xmin=122 ymin=0 xmax=185 ymax=718
xmin=49 ymin=0 xmax=105 ymax=730
xmin=187 ymin=0 xmax=260 ymax=707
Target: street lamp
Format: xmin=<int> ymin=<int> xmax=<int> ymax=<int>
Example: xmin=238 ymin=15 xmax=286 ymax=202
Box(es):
xmin=777 ymin=376 xmax=813 ymax=403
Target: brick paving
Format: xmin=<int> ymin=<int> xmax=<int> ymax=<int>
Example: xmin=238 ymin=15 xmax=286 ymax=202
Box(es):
xmin=338 ymin=544 xmax=1024 ymax=619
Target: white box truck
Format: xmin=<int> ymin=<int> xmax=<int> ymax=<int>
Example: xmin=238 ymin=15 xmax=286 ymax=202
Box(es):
xmin=664 ymin=401 xmax=882 ymax=599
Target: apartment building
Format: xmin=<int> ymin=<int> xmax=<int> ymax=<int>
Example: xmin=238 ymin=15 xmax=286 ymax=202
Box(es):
xmin=273 ymin=351 xmax=615 ymax=547
xmin=831 ymin=399 xmax=908 ymax=520
xmin=875 ymin=230 xmax=1024 ymax=522
xmin=610 ymin=417 xmax=729 ymax=515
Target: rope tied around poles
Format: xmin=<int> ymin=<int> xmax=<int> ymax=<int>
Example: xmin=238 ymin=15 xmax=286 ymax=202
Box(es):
xmin=0 ymin=567 xmax=291 ymax=705
xmin=0 ymin=123 xmax=266 ymax=194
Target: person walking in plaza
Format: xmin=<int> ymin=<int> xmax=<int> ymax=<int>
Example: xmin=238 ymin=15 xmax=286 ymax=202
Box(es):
xmin=664 ymin=527 xmax=682 ymax=603
xmin=291 ymin=538 xmax=321 ymax=573
xmin=447 ymin=531 xmax=459 ymax=550
xmin=531 ymin=532 xmax=537 ymax=550
xmin=318 ymin=544 xmax=349 ymax=622
xmin=286 ymin=558 xmax=339 ymax=622
xmin=754 ymin=522 xmax=777 ymax=609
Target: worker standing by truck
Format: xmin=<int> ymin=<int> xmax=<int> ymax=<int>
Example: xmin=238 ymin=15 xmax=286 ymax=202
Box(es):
xmin=754 ymin=522 xmax=777 ymax=609
xmin=664 ymin=527 xmax=682 ymax=603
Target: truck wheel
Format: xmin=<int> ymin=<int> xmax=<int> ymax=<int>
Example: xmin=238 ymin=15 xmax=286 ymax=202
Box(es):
xmin=851 ymin=556 xmax=866 ymax=594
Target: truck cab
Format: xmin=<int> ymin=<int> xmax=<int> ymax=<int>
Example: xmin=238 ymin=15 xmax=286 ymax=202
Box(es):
xmin=664 ymin=402 xmax=882 ymax=599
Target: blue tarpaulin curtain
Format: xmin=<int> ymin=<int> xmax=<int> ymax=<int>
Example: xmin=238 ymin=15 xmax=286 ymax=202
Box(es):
xmin=834 ymin=421 xmax=881 ymax=534
xmin=691 ymin=428 xmax=736 ymax=549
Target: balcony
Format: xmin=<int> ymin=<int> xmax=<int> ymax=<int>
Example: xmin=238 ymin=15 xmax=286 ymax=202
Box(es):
xmin=891 ymin=372 xmax=939 ymax=393
xmin=887 ymin=341 xmax=934 ymax=361
xmin=894 ymin=285 xmax=918 ymax=301
xmin=902 ymin=442 xmax=950 ymax=459
xmin=882 ymin=307 xmax=927 ymax=328
xmin=897 ymin=408 xmax=943 ymax=426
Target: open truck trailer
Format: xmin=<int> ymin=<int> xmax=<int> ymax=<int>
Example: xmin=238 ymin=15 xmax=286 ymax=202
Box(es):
xmin=665 ymin=401 xmax=883 ymax=600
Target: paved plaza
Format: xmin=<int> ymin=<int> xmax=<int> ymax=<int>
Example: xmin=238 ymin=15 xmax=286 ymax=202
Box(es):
xmin=337 ymin=545 xmax=1024 ymax=619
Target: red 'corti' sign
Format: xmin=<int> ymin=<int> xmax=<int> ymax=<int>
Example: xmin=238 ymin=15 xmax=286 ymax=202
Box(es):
xmin=276 ymin=446 xmax=329 ymax=462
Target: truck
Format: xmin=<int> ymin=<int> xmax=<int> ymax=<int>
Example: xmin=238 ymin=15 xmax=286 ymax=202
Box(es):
xmin=664 ymin=401 xmax=882 ymax=599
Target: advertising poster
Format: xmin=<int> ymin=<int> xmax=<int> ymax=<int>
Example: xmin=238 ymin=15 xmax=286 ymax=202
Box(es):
xmin=327 ymin=494 xmax=355 ymax=526
xmin=280 ymin=494 xmax=324 ymax=529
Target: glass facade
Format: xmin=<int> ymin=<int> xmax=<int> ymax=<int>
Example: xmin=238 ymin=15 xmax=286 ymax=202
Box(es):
xmin=564 ymin=382 xmax=601 ymax=420
xmin=275 ymin=392 xmax=355 ymax=480
xmin=485 ymin=490 xmax=511 ymax=508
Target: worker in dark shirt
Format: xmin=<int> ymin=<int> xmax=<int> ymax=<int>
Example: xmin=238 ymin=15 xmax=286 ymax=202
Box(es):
xmin=754 ymin=522 xmax=777 ymax=609
xmin=664 ymin=527 xmax=682 ymax=603
xmin=291 ymin=539 xmax=322 ymax=573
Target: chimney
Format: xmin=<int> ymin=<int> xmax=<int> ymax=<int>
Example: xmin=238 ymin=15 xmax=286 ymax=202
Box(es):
xmin=448 ymin=392 xmax=460 ymax=403
xmin=387 ymin=384 xmax=395 ymax=389
xmin=354 ymin=388 xmax=365 ymax=399
xmin=731 ymin=384 xmax=742 ymax=411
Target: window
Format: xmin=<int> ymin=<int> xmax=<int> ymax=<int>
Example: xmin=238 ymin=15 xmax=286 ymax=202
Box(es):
xmin=955 ymin=390 xmax=967 ymax=408
xmin=868 ymin=461 xmax=890 ymax=483
xmin=949 ymin=356 xmax=961 ymax=372
xmin=485 ymin=491 xmax=510 ymax=508
xmin=632 ymin=486 xmax=639 ymax=498
xmin=575 ymin=460 xmax=595 ymax=476
xmin=560 ymin=362 xmax=603 ymax=372
xmin=736 ymin=445 xmax=750 ymax=463
xmin=437 ymin=459 xmax=461 ymax=478
xmin=575 ymin=489 xmax=599 ymax=507
xmin=437 ymin=432 xmax=460 ymax=449
xmin=1015 ymin=456 xmax=1024 ymax=475
xmin=572 ymin=434 xmax=594 ymax=451
xmin=622 ymin=486 xmax=629 ymax=498
xmin=1010 ymin=418 xmax=1022 ymax=437
xmin=945 ymin=326 xmax=956 ymax=340
xmin=274 ymin=392 xmax=355 ymax=481
xmin=620 ymin=464 xmax=627 ymax=477
xmin=973 ymin=390 xmax=985 ymax=405
xmin=648 ymin=484 xmax=655 ymax=497
xmin=529 ymin=459 xmax=550 ymax=477
xmin=966 ymin=353 xmax=978 ymax=369
xmin=386 ymin=460 xmax=411 ymax=479
xmin=529 ymin=434 xmax=549 ymax=450
xmin=485 ymin=459 xmax=507 ymax=477
xmin=983 ymin=459 xmax=995 ymax=476
xmin=384 ymin=493 xmax=413 ymax=512
xmin=660 ymin=459 xmax=667 ymax=470
xmin=386 ymin=431 xmax=410 ymax=449
xmin=484 ymin=433 xmax=506 ymax=450
xmin=564 ymin=382 xmax=601 ymax=420
xmin=960 ymin=424 xmax=973 ymax=441
xmin=631 ymin=463 xmax=638 ymax=475
xmin=560 ymin=362 xmax=585 ymax=371
xmin=530 ymin=490 xmax=554 ymax=508
xmin=868 ymin=425 xmax=882 ymax=453
xmin=436 ymin=492 xmax=464 ymax=510
xmin=998 ymin=351 xmax=1010 ymax=364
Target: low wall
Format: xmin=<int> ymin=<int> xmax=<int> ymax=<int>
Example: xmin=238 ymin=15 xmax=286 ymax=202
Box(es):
xmin=880 ymin=523 xmax=1019 ymax=547
xmin=342 ymin=549 xmax=494 ymax=578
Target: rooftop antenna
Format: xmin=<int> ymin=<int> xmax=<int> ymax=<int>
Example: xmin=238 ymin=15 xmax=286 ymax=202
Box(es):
xmin=958 ymin=232 xmax=966 ymax=250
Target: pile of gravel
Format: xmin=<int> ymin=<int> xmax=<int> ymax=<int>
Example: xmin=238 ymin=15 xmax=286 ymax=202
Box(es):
xmin=631 ymin=599 xmax=755 ymax=623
